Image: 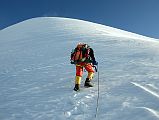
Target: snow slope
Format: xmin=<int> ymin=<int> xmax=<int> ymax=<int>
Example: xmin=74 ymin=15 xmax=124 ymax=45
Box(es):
xmin=0 ymin=17 xmax=159 ymax=120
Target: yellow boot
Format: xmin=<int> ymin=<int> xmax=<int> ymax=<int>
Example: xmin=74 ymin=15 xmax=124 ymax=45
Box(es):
xmin=87 ymin=72 xmax=94 ymax=80
xmin=74 ymin=76 xmax=81 ymax=91
xmin=84 ymin=72 xmax=94 ymax=87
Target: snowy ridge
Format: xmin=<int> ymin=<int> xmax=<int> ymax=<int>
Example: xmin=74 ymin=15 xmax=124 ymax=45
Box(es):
xmin=0 ymin=17 xmax=159 ymax=120
xmin=1 ymin=17 xmax=159 ymax=42
xmin=131 ymin=82 xmax=159 ymax=119
xmin=131 ymin=82 xmax=159 ymax=99
xmin=135 ymin=107 xmax=159 ymax=118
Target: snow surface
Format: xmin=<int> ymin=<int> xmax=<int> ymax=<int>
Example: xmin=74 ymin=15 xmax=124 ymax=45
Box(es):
xmin=0 ymin=17 xmax=159 ymax=120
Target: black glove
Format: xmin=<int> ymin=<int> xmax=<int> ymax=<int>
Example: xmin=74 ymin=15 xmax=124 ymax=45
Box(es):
xmin=92 ymin=60 xmax=98 ymax=65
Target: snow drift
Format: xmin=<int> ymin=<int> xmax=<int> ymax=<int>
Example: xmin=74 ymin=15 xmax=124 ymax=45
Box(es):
xmin=0 ymin=17 xmax=159 ymax=120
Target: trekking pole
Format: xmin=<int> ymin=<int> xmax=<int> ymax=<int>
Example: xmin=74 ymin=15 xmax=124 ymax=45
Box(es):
xmin=95 ymin=63 xmax=100 ymax=118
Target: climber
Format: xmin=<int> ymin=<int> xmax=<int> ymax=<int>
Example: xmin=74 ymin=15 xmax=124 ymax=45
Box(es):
xmin=70 ymin=43 xmax=98 ymax=91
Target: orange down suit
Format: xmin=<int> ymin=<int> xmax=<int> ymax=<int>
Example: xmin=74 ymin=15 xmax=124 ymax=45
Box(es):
xmin=75 ymin=62 xmax=94 ymax=85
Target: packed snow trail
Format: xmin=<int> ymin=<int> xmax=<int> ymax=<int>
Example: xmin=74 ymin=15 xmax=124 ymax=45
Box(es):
xmin=0 ymin=17 xmax=159 ymax=120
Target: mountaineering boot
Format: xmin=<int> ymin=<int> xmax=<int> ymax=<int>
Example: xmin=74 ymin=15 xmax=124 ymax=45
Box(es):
xmin=74 ymin=84 xmax=80 ymax=91
xmin=84 ymin=78 xmax=93 ymax=87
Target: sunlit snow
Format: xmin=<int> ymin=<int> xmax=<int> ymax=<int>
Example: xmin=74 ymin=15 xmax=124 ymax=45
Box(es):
xmin=0 ymin=17 xmax=159 ymax=120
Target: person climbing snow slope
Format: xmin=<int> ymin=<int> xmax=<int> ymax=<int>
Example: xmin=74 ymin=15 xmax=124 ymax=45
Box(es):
xmin=70 ymin=43 xmax=98 ymax=91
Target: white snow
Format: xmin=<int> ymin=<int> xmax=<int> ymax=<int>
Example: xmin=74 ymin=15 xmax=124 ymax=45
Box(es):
xmin=0 ymin=17 xmax=159 ymax=120
xmin=131 ymin=82 xmax=159 ymax=99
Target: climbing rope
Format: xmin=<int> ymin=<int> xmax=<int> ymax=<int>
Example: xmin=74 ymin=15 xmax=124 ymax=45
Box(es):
xmin=95 ymin=64 xmax=100 ymax=118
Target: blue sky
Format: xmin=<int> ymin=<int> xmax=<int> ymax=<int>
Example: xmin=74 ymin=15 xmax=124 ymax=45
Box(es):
xmin=1 ymin=0 xmax=159 ymax=39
